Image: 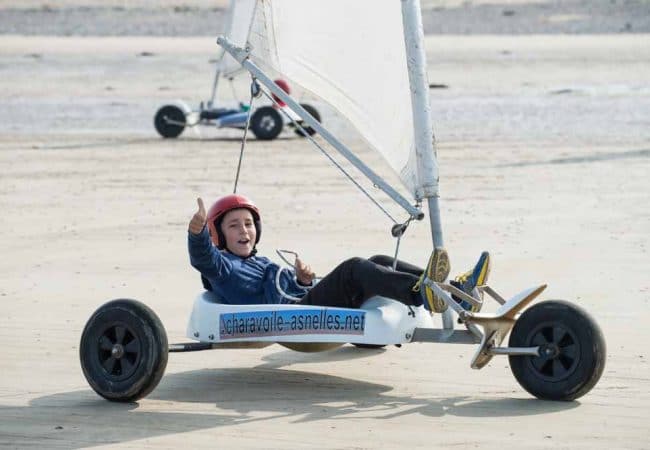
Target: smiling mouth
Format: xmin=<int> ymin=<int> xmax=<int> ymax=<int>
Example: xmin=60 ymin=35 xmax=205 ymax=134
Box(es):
xmin=238 ymin=239 xmax=250 ymax=245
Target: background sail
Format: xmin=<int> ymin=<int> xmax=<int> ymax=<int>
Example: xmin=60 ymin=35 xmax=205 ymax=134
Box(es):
xmin=219 ymin=0 xmax=257 ymax=78
xmin=246 ymin=0 xmax=436 ymax=198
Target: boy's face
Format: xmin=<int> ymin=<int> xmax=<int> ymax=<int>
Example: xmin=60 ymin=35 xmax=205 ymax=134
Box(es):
xmin=221 ymin=208 xmax=257 ymax=257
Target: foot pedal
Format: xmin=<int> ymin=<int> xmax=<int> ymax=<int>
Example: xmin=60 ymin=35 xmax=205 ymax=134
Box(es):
xmin=468 ymin=284 xmax=547 ymax=369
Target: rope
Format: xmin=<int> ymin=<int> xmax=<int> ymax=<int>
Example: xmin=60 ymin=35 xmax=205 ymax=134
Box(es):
xmin=232 ymin=78 xmax=259 ymax=193
xmin=392 ymin=233 xmax=403 ymax=271
xmin=391 ymin=216 xmax=413 ymax=270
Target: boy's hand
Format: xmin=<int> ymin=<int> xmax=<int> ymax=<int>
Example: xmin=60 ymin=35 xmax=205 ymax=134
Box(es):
xmin=189 ymin=197 xmax=207 ymax=235
xmin=295 ymin=257 xmax=315 ymax=285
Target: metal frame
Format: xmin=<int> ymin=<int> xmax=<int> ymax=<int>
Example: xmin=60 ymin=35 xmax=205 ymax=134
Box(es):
xmin=424 ymin=280 xmax=547 ymax=368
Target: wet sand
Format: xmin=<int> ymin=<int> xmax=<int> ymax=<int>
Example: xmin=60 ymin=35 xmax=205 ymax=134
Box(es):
xmin=1 ymin=0 xmax=649 ymax=35
xmin=1 ymin=17 xmax=649 ymax=450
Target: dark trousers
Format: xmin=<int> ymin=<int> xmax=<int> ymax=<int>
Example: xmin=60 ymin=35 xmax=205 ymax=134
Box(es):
xmin=299 ymin=255 xmax=425 ymax=309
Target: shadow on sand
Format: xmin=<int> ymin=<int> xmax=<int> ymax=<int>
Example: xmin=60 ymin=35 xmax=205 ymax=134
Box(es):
xmin=4 ymin=346 xmax=578 ymax=448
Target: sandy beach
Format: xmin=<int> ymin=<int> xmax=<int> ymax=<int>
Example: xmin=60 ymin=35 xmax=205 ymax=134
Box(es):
xmin=1 ymin=1 xmax=649 ymax=448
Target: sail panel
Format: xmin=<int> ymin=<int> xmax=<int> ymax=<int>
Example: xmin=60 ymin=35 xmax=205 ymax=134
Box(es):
xmin=220 ymin=0 xmax=257 ymax=77
xmin=247 ymin=0 xmax=432 ymax=197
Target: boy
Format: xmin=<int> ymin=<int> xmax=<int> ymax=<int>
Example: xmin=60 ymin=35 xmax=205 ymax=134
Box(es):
xmin=188 ymin=194 xmax=490 ymax=311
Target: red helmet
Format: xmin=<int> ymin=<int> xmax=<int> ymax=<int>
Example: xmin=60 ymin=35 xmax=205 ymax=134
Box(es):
xmin=272 ymin=78 xmax=290 ymax=107
xmin=206 ymin=194 xmax=262 ymax=249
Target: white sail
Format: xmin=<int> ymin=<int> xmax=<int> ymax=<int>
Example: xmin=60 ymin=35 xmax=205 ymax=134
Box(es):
xmin=245 ymin=0 xmax=436 ymax=198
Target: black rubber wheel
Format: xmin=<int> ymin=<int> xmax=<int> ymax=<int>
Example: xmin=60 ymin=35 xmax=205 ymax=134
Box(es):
xmin=80 ymin=299 xmax=168 ymax=402
xmin=293 ymin=103 xmax=321 ymax=137
xmin=154 ymin=105 xmax=186 ymax=138
xmin=250 ymin=106 xmax=283 ymax=140
xmin=508 ymin=300 xmax=606 ymax=401
xmin=352 ymin=344 xmax=386 ymax=349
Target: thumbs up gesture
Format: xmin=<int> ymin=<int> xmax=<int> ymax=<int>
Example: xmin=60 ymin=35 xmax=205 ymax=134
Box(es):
xmin=188 ymin=197 xmax=207 ymax=235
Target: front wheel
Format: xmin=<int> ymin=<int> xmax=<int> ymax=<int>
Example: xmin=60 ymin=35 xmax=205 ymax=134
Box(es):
xmin=508 ymin=300 xmax=605 ymax=401
xmin=154 ymin=105 xmax=186 ymax=138
xmin=250 ymin=106 xmax=283 ymax=140
xmin=80 ymin=299 xmax=168 ymax=402
xmin=293 ymin=103 xmax=321 ymax=137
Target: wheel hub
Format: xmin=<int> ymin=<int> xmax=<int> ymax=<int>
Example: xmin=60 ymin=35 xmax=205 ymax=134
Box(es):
xmin=97 ymin=323 xmax=141 ymax=380
xmin=540 ymin=343 xmax=560 ymax=359
xmin=526 ymin=322 xmax=580 ymax=382
xmin=111 ymin=344 xmax=125 ymax=359
xmin=260 ymin=116 xmax=275 ymax=130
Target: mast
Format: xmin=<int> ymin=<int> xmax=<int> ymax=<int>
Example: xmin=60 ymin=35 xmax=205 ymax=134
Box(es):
xmin=401 ymin=0 xmax=454 ymax=329
xmin=208 ymin=66 xmax=221 ymax=106
xmin=400 ymin=0 xmax=443 ymax=249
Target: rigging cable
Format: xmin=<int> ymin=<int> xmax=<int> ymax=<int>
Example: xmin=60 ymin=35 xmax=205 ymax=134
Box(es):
xmin=258 ymin=87 xmax=401 ymax=224
xmin=232 ymin=77 xmax=260 ymax=194
xmin=257 ymin=85 xmax=425 ymax=264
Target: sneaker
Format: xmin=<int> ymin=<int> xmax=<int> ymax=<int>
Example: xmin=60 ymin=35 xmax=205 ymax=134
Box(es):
xmin=413 ymin=247 xmax=450 ymax=313
xmin=450 ymin=251 xmax=491 ymax=312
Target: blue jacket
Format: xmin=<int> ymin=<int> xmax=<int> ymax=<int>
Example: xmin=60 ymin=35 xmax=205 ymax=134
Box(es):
xmin=188 ymin=228 xmax=310 ymax=304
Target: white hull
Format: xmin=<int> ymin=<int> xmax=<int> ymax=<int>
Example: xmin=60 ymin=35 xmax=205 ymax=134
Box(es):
xmin=186 ymin=292 xmax=435 ymax=346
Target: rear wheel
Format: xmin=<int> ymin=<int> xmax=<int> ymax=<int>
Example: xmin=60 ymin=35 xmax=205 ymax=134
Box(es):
xmin=80 ymin=299 xmax=168 ymax=402
xmin=293 ymin=103 xmax=321 ymax=137
xmin=154 ymin=105 xmax=186 ymax=138
xmin=508 ymin=300 xmax=605 ymax=401
xmin=250 ymin=106 xmax=283 ymax=140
